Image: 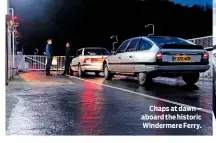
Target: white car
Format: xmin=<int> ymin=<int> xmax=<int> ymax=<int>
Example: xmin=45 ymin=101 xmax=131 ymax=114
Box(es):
xmin=70 ymin=47 xmax=111 ymax=77
xmin=103 ymin=36 xmax=210 ymax=85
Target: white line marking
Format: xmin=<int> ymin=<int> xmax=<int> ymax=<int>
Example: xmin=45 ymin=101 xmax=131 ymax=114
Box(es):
xmin=70 ymin=76 xmax=212 ymax=114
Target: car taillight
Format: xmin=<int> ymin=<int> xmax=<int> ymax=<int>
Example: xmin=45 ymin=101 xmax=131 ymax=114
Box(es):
xmin=202 ymin=52 xmax=209 ymax=60
xmin=96 ymin=58 xmax=103 ymax=63
xmin=91 ymin=58 xmax=98 ymax=62
xmin=156 ymin=52 xmax=162 ymax=60
xmin=84 ymin=58 xmax=92 ymax=63
xmin=84 ymin=58 xmax=103 ymax=63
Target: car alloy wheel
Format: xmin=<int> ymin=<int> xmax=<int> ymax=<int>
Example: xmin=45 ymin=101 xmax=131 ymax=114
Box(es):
xmin=137 ymin=72 xmax=152 ymax=86
xmin=104 ymin=64 xmax=112 ymax=80
xmin=138 ymin=73 xmax=146 ymax=85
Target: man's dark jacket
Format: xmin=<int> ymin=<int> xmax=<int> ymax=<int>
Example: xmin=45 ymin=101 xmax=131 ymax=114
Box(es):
xmin=46 ymin=44 xmax=52 ymax=58
xmin=65 ymin=47 xmax=71 ymax=58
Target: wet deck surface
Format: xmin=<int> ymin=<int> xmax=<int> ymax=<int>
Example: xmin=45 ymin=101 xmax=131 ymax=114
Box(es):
xmin=6 ymin=72 xmax=213 ymax=135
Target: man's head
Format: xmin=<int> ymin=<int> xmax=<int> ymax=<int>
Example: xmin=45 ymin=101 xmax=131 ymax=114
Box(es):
xmin=66 ymin=42 xmax=71 ymax=48
xmin=47 ymin=39 xmax=52 ymax=44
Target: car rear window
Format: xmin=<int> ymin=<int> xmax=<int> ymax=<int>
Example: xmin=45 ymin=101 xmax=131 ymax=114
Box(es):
xmin=148 ymin=37 xmax=193 ymax=47
xmin=84 ymin=48 xmax=111 ymax=56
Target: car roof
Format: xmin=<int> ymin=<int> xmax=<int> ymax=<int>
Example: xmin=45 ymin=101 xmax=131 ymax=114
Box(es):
xmin=146 ymin=36 xmax=177 ymax=39
xmin=127 ymin=36 xmax=179 ymax=40
xmin=77 ymin=47 xmax=106 ymax=51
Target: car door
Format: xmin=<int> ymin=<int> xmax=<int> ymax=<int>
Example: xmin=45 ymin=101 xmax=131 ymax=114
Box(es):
xmin=133 ymin=38 xmax=154 ymax=72
xmin=71 ymin=49 xmax=83 ymax=71
xmin=118 ymin=38 xmax=140 ymax=73
xmin=108 ymin=40 xmax=130 ymax=72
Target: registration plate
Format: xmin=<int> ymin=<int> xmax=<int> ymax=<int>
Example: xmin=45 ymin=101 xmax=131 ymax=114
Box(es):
xmin=173 ymin=56 xmax=191 ymax=62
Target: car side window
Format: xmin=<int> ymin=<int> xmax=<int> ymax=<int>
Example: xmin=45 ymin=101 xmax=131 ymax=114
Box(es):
xmin=76 ymin=50 xmax=82 ymax=57
xmin=126 ymin=38 xmax=139 ymax=52
xmin=116 ymin=40 xmax=130 ymax=53
xmin=138 ymin=39 xmax=153 ymax=51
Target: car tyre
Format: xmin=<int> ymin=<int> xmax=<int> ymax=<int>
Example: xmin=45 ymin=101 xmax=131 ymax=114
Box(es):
xmin=69 ymin=66 xmax=74 ymax=76
xmin=182 ymin=73 xmax=199 ymax=85
xmin=137 ymin=72 xmax=152 ymax=86
xmin=78 ymin=64 xmax=85 ymax=77
xmin=104 ymin=64 xmax=112 ymax=80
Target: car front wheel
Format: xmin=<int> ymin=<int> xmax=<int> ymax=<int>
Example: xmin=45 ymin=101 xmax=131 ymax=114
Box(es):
xmin=104 ymin=64 xmax=112 ymax=80
xmin=182 ymin=72 xmax=199 ymax=85
xmin=137 ymin=72 xmax=152 ymax=86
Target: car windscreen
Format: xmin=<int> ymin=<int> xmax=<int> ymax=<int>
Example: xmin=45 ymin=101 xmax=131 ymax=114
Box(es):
xmin=148 ymin=37 xmax=193 ymax=47
xmin=84 ymin=48 xmax=111 ymax=56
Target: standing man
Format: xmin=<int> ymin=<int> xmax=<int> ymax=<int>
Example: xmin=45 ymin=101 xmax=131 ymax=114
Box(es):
xmin=62 ymin=42 xmax=72 ymax=75
xmin=46 ymin=39 xmax=53 ymax=76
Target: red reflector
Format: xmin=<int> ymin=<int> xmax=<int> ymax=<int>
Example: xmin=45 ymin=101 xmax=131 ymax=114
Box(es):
xmin=84 ymin=58 xmax=103 ymax=63
xmin=203 ymin=52 xmax=209 ymax=60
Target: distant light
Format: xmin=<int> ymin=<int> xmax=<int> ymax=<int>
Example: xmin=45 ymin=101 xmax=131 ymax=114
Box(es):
xmin=13 ymin=16 xmax=18 ymax=20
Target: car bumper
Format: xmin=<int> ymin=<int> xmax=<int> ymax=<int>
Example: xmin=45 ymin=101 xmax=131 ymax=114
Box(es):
xmin=144 ymin=65 xmax=210 ymax=73
xmin=81 ymin=63 xmax=103 ymax=72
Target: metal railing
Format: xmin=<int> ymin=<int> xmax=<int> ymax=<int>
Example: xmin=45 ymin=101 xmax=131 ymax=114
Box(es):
xmin=188 ymin=36 xmax=213 ymax=78
xmin=20 ymin=52 xmax=213 ymax=78
xmin=7 ymin=36 xmax=213 ymax=81
xmin=21 ymin=55 xmax=72 ymax=71
xmin=188 ymin=36 xmax=213 ymax=48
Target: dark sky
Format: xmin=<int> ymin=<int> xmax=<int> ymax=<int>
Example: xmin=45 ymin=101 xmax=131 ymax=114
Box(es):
xmin=10 ymin=0 xmax=212 ymax=55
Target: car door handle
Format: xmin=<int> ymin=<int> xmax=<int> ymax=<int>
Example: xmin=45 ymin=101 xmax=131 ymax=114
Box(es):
xmin=129 ymin=55 xmax=133 ymax=58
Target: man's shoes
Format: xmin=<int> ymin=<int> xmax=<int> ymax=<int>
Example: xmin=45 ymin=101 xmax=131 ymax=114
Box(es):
xmin=61 ymin=73 xmax=66 ymax=76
